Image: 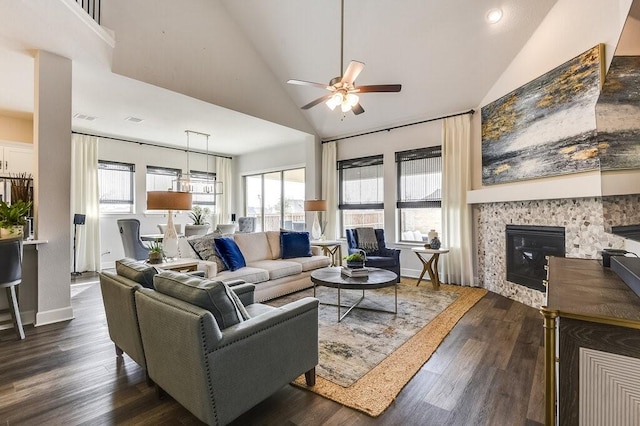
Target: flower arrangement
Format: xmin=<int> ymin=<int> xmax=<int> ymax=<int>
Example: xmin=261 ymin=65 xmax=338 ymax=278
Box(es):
xmin=189 ymin=206 xmax=211 ymax=225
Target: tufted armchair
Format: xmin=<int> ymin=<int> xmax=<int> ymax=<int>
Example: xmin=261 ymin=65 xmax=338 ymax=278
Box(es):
xmin=134 ymin=272 xmax=319 ymax=425
xmin=346 ymin=228 xmax=401 ymax=282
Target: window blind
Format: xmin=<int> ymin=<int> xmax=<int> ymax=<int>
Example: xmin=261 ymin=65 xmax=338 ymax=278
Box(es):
xmin=396 ymin=147 xmax=442 ymax=208
xmin=98 ymin=160 xmax=134 ymax=205
xmin=338 ymin=155 xmax=384 ymax=210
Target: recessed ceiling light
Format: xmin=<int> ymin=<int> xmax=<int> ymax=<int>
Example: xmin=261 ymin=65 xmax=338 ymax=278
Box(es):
xmin=486 ymin=8 xmax=503 ymax=24
xmin=124 ymin=116 xmax=144 ymax=123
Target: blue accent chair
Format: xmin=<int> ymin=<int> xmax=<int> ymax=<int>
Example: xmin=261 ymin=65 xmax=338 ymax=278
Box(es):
xmin=345 ymin=228 xmax=401 ymax=282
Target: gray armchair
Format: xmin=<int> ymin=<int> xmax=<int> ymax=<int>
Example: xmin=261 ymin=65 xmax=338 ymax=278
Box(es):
xmin=134 ymin=281 xmax=319 ymax=425
xmin=117 ymin=219 xmax=150 ymax=260
xmin=237 ymin=216 xmax=256 ymax=233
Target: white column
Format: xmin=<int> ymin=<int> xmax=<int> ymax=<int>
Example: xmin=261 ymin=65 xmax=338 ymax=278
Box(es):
xmin=33 ymin=50 xmax=74 ymax=326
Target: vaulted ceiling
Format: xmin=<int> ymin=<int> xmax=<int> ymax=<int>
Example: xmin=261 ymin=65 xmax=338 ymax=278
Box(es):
xmin=0 ymin=0 xmax=559 ymax=155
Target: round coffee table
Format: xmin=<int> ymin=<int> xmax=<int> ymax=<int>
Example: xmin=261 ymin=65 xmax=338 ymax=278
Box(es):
xmin=310 ymin=266 xmax=399 ymax=322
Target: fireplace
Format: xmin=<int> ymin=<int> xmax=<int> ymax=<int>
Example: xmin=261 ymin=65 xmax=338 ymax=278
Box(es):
xmin=506 ymin=225 xmax=565 ymax=291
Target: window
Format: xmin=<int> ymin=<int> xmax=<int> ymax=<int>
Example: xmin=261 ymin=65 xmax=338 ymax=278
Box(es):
xmin=338 ymin=155 xmax=384 ymax=236
xmin=396 ymin=146 xmax=442 ymax=242
xmin=98 ymin=160 xmax=134 ymax=213
xmin=244 ymin=168 xmax=305 ymax=232
xmin=188 ymin=170 xmax=216 ymax=207
xmin=146 ymin=165 xmax=181 ymax=192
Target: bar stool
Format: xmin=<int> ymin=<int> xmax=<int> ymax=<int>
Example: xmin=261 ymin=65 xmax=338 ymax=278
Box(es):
xmin=0 ymin=237 xmax=25 ymax=340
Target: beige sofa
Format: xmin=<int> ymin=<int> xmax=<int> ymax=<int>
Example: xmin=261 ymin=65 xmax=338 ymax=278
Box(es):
xmin=178 ymin=230 xmax=331 ymax=302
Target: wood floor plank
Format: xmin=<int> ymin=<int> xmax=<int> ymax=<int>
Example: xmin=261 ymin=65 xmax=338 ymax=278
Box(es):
xmin=422 ymin=338 xmax=488 ymax=411
xmin=0 ymin=282 xmax=545 ymax=425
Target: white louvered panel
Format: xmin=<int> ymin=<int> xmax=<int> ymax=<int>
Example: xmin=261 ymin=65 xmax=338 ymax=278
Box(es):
xmin=579 ymin=348 xmax=640 ymax=426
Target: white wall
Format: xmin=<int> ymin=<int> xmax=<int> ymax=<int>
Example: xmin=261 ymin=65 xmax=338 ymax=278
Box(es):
xmin=335 ymin=120 xmax=443 ymax=278
xmin=33 ymin=50 xmax=73 ymax=326
xmin=102 ymin=0 xmax=315 ymax=136
xmin=469 ymin=0 xmax=633 ymax=200
xmin=98 ymin=138 xmax=227 ymax=268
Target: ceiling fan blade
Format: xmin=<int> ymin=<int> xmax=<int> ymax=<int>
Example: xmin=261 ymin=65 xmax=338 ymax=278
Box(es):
xmin=341 ymin=61 xmax=365 ymax=85
xmin=355 ymin=84 xmax=402 ymax=93
xmin=287 ymin=79 xmax=331 ymax=90
xmin=301 ymin=94 xmax=333 ymax=110
xmin=352 ymin=103 xmax=365 ymax=115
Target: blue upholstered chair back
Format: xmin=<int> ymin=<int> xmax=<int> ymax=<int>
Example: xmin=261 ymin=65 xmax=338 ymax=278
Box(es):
xmin=345 ymin=228 xmax=400 ymax=282
xmin=345 ymin=228 xmax=387 ymax=255
xmin=117 ymin=219 xmax=150 ymax=260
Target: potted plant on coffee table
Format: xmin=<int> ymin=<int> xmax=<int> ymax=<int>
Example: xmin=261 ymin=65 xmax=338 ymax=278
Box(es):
xmin=345 ymin=250 xmax=367 ymax=269
xmin=0 ymin=200 xmax=32 ymax=238
xmin=147 ymin=239 xmax=164 ymax=264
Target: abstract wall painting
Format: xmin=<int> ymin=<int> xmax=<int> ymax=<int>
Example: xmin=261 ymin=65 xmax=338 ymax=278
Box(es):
xmin=596 ymin=55 xmax=640 ymax=170
xmin=481 ymin=45 xmax=604 ymax=185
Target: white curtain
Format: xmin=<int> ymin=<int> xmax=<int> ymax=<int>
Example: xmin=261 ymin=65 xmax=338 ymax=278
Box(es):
xmin=441 ymin=114 xmax=474 ymax=286
xmin=322 ymin=141 xmax=338 ymax=240
xmin=71 ymin=134 xmax=101 ymax=272
xmin=215 ymin=156 xmax=232 ymax=224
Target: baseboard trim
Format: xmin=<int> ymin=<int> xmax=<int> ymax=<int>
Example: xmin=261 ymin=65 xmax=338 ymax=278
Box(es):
xmin=35 ymin=306 xmax=74 ymax=326
xmin=400 ymin=267 xmax=422 ymax=279
xmin=0 ymin=309 xmax=35 ymax=330
xmin=101 ymin=260 xmax=115 ymax=270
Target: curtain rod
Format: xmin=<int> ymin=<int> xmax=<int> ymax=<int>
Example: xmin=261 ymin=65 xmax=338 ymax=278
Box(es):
xmin=72 ymin=131 xmax=233 ymax=159
xmin=321 ymin=109 xmax=475 ymax=143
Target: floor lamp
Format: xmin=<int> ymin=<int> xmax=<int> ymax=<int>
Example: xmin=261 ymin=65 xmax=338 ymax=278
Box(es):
xmin=72 ymin=214 xmax=85 ymax=277
xmin=147 ymin=191 xmax=192 ymax=259
xmin=304 ymin=200 xmax=327 ymax=240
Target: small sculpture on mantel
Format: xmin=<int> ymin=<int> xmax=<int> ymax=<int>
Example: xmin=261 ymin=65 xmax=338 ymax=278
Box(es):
xmin=428 ymin=229 xmax=441 ymax=250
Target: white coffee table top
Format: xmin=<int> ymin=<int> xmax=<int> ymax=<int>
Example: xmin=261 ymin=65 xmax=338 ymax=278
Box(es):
xmin=411 ymin=247 xmax=449 ymax=254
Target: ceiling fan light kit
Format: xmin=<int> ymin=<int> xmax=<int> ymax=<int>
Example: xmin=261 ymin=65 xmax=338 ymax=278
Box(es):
xmin=287 ymin=0 xmax=401 ymax=116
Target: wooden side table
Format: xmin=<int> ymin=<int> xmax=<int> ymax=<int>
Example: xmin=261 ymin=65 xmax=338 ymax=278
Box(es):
xmin=310 ymin=240 xmax=343 ymax=266
xmin=411 ymin=247 xmax=449 ymax=289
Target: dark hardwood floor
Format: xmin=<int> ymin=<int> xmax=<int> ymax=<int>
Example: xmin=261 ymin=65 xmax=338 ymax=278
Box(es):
xmin=0 ymin=276 xmax=545 ymax=425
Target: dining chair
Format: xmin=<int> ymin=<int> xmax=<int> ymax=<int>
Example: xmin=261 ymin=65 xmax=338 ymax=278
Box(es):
xmin=0 ymin=237 xmax=25 ymax=340
xmin=117 ymin=219 xmax=150 ymax=260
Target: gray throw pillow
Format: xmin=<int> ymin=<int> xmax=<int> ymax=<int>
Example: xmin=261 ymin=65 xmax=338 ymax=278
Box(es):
xmin=188 ymin=231 xmax=227 ymax=272
xmin=153 ymin=270 xmax=249 ymax=330
xmin=115 ymin=258 xmax=158 ymax=288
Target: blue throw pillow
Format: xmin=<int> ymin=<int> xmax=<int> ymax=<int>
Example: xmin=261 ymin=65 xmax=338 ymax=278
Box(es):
xmin=280 ymin=231 xmax=312 ymax=259
xmin=214 ymin=237 xmax=246 ymax=271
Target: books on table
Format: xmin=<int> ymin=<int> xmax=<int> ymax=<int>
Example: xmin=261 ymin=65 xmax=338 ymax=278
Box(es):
xmin=341 ymin=266 xmax=369 ymax=277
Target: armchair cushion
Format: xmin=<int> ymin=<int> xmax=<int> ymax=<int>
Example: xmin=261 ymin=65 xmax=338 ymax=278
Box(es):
xmin=115 ymin=258 xmax=158 ymax=289
xmin=280 ymin=231 xmax=312 ymax=259
xmin=188 ymin=232 xmax=227 ymax=272
xmin=214 ymin=237 xmax=247 ymax=271
xmin=153 ymin=270 xmax=249 ymax=329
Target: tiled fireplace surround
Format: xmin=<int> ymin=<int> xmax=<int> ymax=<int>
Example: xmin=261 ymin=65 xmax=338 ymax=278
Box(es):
xmin=474 ymin=195 xmax=640 ymax=308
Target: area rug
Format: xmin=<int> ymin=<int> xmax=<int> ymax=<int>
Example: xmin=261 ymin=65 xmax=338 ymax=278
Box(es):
xmin=267 ymin=278 xmax=487 ymax=416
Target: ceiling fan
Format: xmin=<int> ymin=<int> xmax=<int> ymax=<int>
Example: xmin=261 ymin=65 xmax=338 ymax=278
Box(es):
xmin=286 ymin=0 xmax=402 ymax=115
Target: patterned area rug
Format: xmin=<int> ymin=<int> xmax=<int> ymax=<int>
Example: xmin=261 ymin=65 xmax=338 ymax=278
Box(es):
xmin=267 ymin=278 xmax=487 ymax=416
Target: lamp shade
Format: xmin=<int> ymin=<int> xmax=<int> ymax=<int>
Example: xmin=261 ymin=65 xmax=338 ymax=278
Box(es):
xmin=304 ymin=200 xmax=327 ymax=212
xmin=147 ymin=191 xmax=192 ymax=211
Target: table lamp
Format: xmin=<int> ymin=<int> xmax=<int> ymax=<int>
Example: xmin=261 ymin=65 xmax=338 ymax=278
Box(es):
xmin=147 ymin=191 xmax=192 ymax=258
xmin=304 ymin=199 xmax=327 ymax=240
